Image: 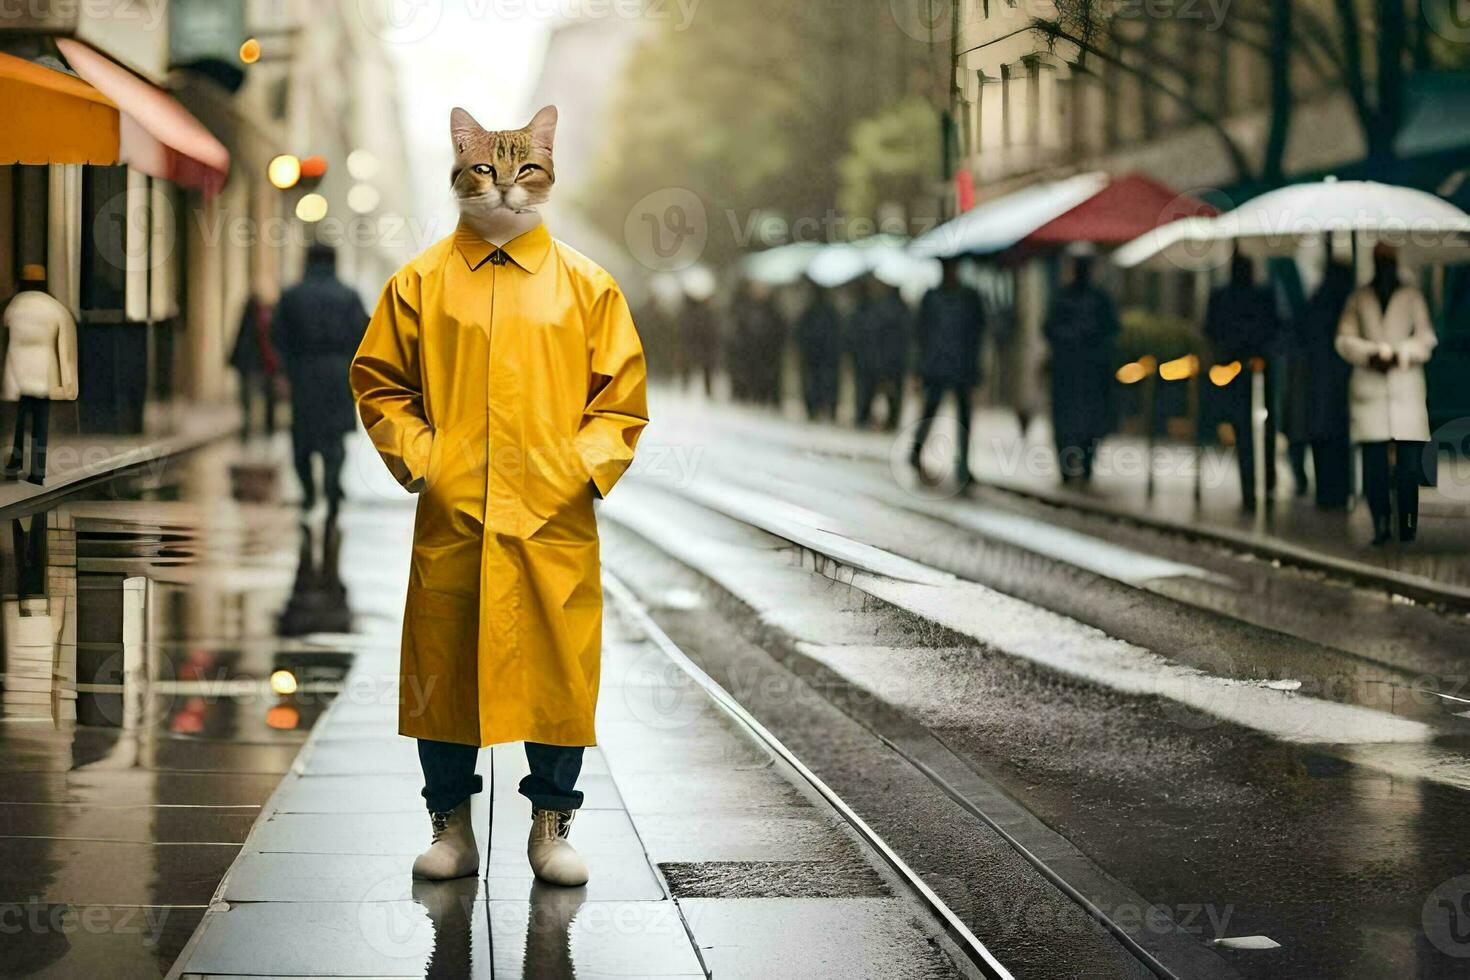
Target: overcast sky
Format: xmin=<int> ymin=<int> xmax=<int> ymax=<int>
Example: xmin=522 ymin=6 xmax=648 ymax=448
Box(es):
xmin=375 ymin=0 xmax=556 ymax=232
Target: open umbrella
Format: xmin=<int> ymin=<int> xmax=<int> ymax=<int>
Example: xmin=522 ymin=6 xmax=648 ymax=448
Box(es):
xmin=910 ymin=172 xmax=1108 ymax=259
xmin=1115 ymin=178 xmax=1470 ymax=269
xmin=805 ymin=235 xmax=910 ymax=287
xmin=742 ymin=241 xmax=824 ymax=286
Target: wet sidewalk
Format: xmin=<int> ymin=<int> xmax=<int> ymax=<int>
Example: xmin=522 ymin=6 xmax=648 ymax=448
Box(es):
xmin=651 ymin=391 xmax=1470 ymax=602
xmin=169 ymin=575 xmax=965 ymax=979
xmin=0 ymin=403 xmax=238 ymax=519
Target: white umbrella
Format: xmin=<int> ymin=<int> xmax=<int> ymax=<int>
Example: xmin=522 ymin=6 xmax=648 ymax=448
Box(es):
xmin=1115 ymin=178 xmax=1470 ymax=269
xmin=910 ymin=172 xmax=1108 ymax=259
xmin=872 ymin=249 xmax=940 ymax=299
xmin=805 ymin=235 xmax=909 ymax=287
xmin=742 ymin=241 xmax=824 ymax=285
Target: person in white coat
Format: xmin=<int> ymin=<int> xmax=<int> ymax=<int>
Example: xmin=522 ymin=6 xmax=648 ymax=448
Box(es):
xmin=1335 ymin=244 xmax=1437 ymax=545
xmin=2 ymin=264 xmax=78 ymax=485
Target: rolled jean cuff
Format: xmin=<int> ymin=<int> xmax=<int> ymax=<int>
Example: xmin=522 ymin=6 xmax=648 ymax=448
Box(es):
xmin=517 ymin=778 xmax=583 ymax=812
xmin=422 ymin=772 xmax=482 ymax=814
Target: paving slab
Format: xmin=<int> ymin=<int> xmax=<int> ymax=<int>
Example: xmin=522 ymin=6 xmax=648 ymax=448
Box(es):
xmin=169 ymin=585 xmax=970 ymax=979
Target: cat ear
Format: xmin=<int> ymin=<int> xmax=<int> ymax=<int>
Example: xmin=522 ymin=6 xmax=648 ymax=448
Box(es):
xmin=450 ymin=107 xmax=484 ymax=154
xmin=526 ymin=105 xmax=557 ymax=155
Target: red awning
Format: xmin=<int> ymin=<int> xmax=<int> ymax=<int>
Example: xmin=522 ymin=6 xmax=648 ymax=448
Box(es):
xmin=56 ymin=37 xmax=229 ymax=195
xmin=1024 ymin=172 xmax=1216 ymax=245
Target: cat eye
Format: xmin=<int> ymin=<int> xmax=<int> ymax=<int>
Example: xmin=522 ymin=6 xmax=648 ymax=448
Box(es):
xmin=517 ymin=164 xmax=542 ymax=179
xmin=472 ymin=164 xmax=495 ymax=178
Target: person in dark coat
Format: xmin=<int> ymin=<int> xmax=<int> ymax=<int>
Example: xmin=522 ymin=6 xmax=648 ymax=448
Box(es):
xmin=728 ymin=279 xmax=785 ymax=405
xmin=231 ymin=293 xmax=281 ymax=442
xmin=909 ymin=257 xmax=985 ymax=486
xmin=1299 ymin=260 xmax=1356 ymax=509
xmin=272 ymin=243 xmax=368 ymax=516
xmin=1043 ymin=249 xmax=1119 ymax=483
xmin=1204 ymin=252 xmax=1281 ymax=511
xmin=1270 ymin=256 xmax=1310 ymax=496
xmin=683 ymin=294 xmax=721 ymax=397
xmin=849 ymin=275 xmax=911 ymax=430
xmin=749 ymin=280 xmax=787 ymax=408
xmin=795 ymin=284 xmax=842 ymax=420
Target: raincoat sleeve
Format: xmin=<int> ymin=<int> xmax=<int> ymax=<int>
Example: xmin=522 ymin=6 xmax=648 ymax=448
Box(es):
xmin=575 ymin=281 xmax=649 ymax=499
xmin=350 ymin=271 xmax=434 ymax=493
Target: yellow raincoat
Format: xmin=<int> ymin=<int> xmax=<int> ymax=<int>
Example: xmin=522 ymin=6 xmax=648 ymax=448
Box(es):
xmin=350 ymin=222 xmax=648 ymax=747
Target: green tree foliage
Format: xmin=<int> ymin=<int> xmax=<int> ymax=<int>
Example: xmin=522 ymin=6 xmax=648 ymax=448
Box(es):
xmin=836 ymin=96 xmax=943 ymax=228
xmin=581 ymin=0 xmax=945 ymax=265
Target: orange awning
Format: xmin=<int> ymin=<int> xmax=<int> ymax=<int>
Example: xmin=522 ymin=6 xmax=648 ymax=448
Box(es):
xmin=0 ymin=51 xmax=120 ymax=165
xmin=56 ymin=38 xmax=230 ymax=195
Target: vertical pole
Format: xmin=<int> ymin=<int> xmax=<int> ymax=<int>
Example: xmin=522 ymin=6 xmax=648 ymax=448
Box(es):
xmin=1251 ymin=359 xmax=1267 ymax=528
xmin=1190 ymin=370 xmax=1202 ymax=505
xmin=1145 ymin=373 xmax=1157 ymax=500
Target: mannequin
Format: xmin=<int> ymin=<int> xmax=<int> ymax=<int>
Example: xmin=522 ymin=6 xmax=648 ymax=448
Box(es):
xmin=3 ymin=264 xmax=79 ymax=484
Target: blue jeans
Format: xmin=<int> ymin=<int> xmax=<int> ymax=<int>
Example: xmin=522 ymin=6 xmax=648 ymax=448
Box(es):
xmin=417 ymin=739 xmax=584 ymax=813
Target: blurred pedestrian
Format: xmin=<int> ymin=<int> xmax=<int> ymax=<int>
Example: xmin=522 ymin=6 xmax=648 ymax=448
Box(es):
xmin=1300 ymin=260 xmax=1356 ymax=509
xmin=729 ymin=278 xmax=784 ymax=405
xmin=681 ymin=266 xmax=720 ymax=397
xmin=272 ymin=243 xmax=368 ymax=518
xmin=231 ymin=293 xmax=282 ymax=442
xmin=1205 ymin=252 xmax=1280 ymax=511
xmin=751 ymin=280 xmax=787 ymax=407
xmin=909 ymin=257 xmax=985 ymax=487
xmin=1336 ymin=243 xmax=1438 ymax=545
xmin=848 ymin=275 xmax=910 ymax=430
xmin=1043 ymin=246 xmax=1118 ymax=484
xmin=795 ymin=283 xmax=841 ymax=420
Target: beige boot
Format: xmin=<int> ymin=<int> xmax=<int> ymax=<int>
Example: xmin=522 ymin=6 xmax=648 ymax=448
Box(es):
xmin=412 ymin=798 xmax=479 ymax=880
xmin=528 ymin=808 xmax=589 ymax=887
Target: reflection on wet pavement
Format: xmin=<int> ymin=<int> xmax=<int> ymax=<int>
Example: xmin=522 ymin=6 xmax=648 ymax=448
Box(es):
xmin=0 ymin=440 xmax=357 ymax=977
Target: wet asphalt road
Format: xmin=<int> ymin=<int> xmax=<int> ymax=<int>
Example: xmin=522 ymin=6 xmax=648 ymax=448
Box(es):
xmin=600 ymin=397 xmax=1470 ymax=979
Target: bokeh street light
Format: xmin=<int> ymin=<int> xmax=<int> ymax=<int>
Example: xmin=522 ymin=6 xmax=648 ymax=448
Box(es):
xmin=268 ymin=154 xmax=301 ymax=189
xmin=295 ymin=193 xmax=328 ymax=222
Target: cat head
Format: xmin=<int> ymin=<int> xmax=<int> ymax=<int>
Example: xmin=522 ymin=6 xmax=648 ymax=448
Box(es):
xmin=450 ymin=105 xmax=556 ymax=216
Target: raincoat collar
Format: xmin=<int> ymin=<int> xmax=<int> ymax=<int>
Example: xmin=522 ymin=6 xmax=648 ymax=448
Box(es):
xmin=455 ymin=221 xmax=552 ymax=274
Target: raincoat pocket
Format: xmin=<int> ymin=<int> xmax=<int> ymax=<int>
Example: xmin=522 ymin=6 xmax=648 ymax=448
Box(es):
xmin=400 ymin=585 xmax=480 ymax=745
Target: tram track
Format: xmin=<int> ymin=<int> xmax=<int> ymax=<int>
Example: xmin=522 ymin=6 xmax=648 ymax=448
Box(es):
xmin=601 ymin=488 xmax=1246 ymax=978
xmin=605 ymin=572 xmax=1017 ymax=980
